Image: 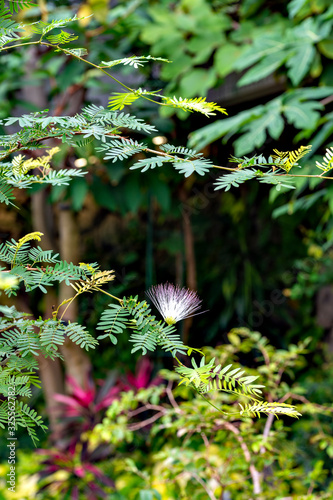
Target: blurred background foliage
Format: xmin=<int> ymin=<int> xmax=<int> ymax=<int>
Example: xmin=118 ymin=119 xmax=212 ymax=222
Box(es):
xmin=1 ymin=0 xmax=333 ymax=498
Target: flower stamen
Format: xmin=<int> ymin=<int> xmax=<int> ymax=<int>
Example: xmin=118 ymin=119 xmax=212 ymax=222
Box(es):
xmin=145 ymin=283 xmax=204 ymax=324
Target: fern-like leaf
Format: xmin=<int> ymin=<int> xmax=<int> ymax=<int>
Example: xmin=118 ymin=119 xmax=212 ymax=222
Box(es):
xmin=123 ymin=296 xmax=186 ymax=356
xmin=258 ymin=171 xmax=296 ymax=191
xmin=101 ymin=55 xmax=169 ymax=69
xmin=174 ymin=158 xmax=212 ymax=177
xmin=46 ymin=30 xmax=78 ymax=45
xmin=316 ymin=147 xmax=333 ymax=173
xmin=200 ymin=362 xmax=264 ymax=400
xmin=239 ymin=401 xmax=301 ymax=419
xmin=15 ymin=400 xmax=47 ymax=444
xmin=176 ymin=358 xmax=264 ymax=400
xmin=96 ymin=138 xmax=145 ymax=162
xmin=162 ymin=96 xmax=227 ymax=117
xmin=29 ymin=15 xmax=80 ymax=37
xmin=65 ymin=47 xmax=88 ymax=57
xmin=0 ymin=178 xmax=15 ymax=205
xmin=214 ymin=169 xmax=257 ymax=191
xmin=214 ymin=169 xmax=296 ymax=191
xmin=39 ymin=320 xmax=66 ymax=350
xmin=97 ymin=304 xmax=129 ymax=344
xmin=64 ymin=322 xmax=98 ymax=350
xmin=160 ymin=144 xmax=200 ymax=157
xmin=70 ymin=269 xmax=115 ymax=294
xmin=3 ymin=1 xmax=36 ymax=14
xmin=130 ymin=156 xmax=173 ymax=172
xmin=271 ymin=145 xmax=312 ymax=172
xmin=108 ymin=92 xmax=140 ymax=111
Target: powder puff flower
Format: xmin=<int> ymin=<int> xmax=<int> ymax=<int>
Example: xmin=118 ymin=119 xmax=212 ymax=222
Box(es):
xmin=145 ymin=283 xmax=203 ymax=325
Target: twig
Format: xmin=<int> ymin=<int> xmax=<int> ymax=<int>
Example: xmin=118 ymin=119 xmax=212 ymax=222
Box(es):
xmin=128 ymin=403 xmax=166 ymax=418
xmin=257 ymin=344 xmax=270 ymax=367
xmin=166 ymin=380 xmax=181 ymax=412
xmin=190 ymin=472 xmax=217 ymax=500
xmin=0 ymin=324 xmax=16 ymax=334
xmin=320 ymin=94 xmax=333 ymax=106
xmin=128 ymin=411 xmax=166 ymax=431
xmin=201 ymin=431 xmax=210 ymax=448
xmin=260 ymin=413 xmax=275 ymax=454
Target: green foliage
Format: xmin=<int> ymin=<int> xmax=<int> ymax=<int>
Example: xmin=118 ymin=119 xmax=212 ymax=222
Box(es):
xmin=0 ymin=177 xmax=14 ymax=204
xmin=130 ymin=156 xmax=173 ymax=172
xmin=130 ymin=145 xmax=213 ymax=177
xmin=1 ymin=6 xmax=333 ymax=500
xmin=1 ymin=1 xmax=36 ymax=14
xmin=80 ymin=328 xmax=332 ymax=499
xmin=97 ymin=303 xmax=129 ymax=344
xmin=0 ymin=233 xmax=101 ymax=294
xmin=28 ymin=15 xmax=82 ymax=38
xmin=176 ymin=356 xmax=265 ymax=401
xmin=214 ymin=168 xmax=297 ymax=192
xmin=0 ymin=0 xmax=325 ymax=451
xmin=189 ymin=88 xmax=333 ymax=157
xmin=214 ymin=168 xmax=258 ymax=191
xmin=133 ymin=0 xmax=333 ymax=162
xmin=0 ymin=399 xmax=47 ymax=445
xmin=97 ymin=296 xmax=186 ymax=357
xmin=96 ymin=138 xmax=145 ymax=162
xmin=0 ymin=4 xmax=23 ymax=47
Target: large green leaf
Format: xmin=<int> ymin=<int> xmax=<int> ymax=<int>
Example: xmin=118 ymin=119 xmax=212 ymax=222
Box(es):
xmin=286 ymin=42 xmax=315 ymax=85
xmin=69 ymin=177 xmax=88 ymax=212
xmin=234 ymin=35 xmax=286 ymax=71
xmin=188 ymin=106 xmax=264 ymax=151
xmin=214 ymin=43 xmax=243 ymax=78
xmin=288 ymin=0 xmax=309 ymax=19
xmin=179 ymin=68 xmax=217 ymax=97
xmin=237 ymin=51 xmax=289 ymax=87
xmin=234 ymin=100 xmax=283 ymax=155
xmin=283 ymin=99 xmax=322 ymax=130
xmin=318 ymin=38 xmax=333 ymax=59
xmin=123 ymin=175 xmax=143 ymax=214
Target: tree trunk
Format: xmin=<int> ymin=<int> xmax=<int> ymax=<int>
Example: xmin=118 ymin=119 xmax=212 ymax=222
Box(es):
xmin=58 ymin=203 xmax=91 ymax=386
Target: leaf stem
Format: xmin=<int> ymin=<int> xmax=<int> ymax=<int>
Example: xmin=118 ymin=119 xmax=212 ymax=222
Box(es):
xmin=194 ymin=386 xmax=228 ymax=415
xmin=95 ymin=288 xmax=123 ymax=303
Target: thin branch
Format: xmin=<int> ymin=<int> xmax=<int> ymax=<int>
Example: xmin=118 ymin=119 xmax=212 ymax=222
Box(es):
xmin=194 ymin=386 xmax=228 ymax=415
xmin=128 ymin=403 xmax=166 ymax=418
xmin=0 ymin=324 xmax=16 ymax=334
xmin=257 ymin=344 xmax=270 ymax=367
xmin=127 ymin=411 xmax=165 ymax=431
xmin=320 ymin=94 xmax=333 ymax=106
xmin=166 ymin=380 xmax=181 ymax=412
xmin=201 ymin=431 xmax=210 ymax=448
xmin=190 ymin=472 xmax=217 ymax=500
xmin=260 ymin=413 xmax=274 ymax=454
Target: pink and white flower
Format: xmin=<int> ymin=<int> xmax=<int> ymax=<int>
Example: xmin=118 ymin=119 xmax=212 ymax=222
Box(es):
xmin=145 ymin=283 xmax=203 ymax=325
